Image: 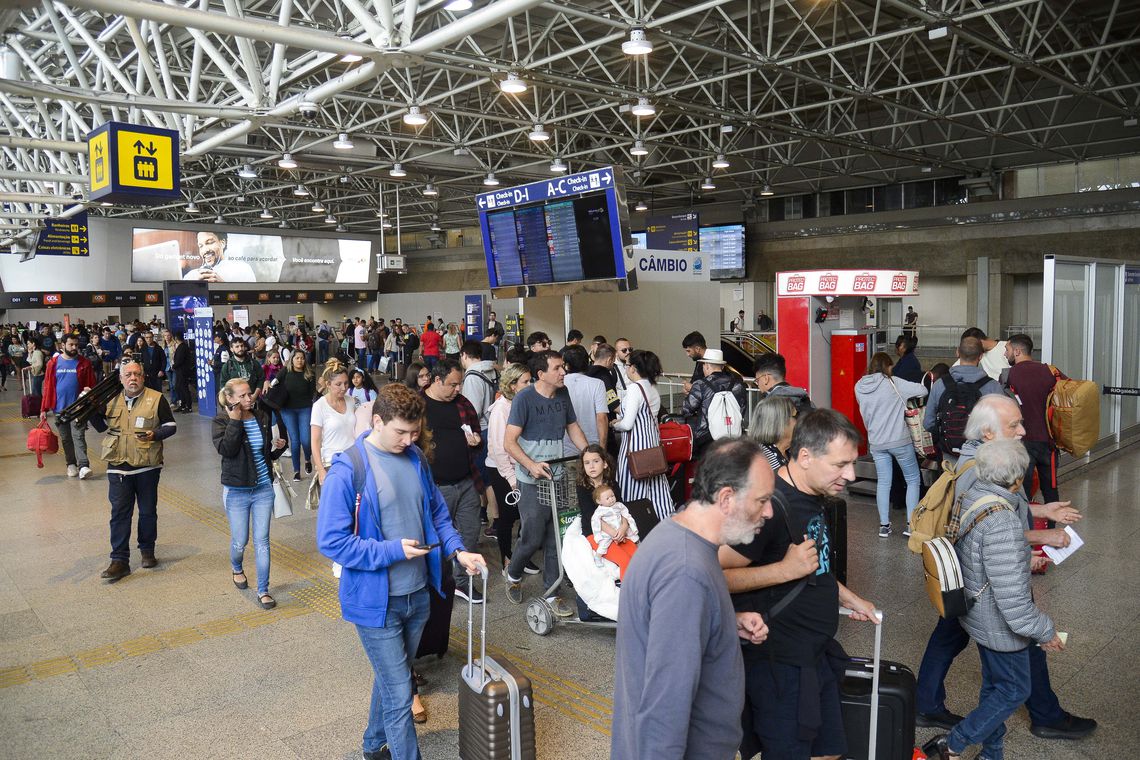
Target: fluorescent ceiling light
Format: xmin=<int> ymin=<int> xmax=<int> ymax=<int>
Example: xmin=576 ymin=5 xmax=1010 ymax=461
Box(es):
xmin=622 ymin=27 xmax=653 ymax=56
xmin=927 ymin=25 xmax=949 ymax=41
xmin=293 ymin=184 xmax=310 ymax=196
xmin=549 ymin=157 xmax=567 ymax=173
xmin=635 ymin=199 xmax=648 ymax=212
xmin=631 ymin=97 xmax=656 ymax=117
xmin=444 ymin=0 xmax=473 ymax=10
xmin=759 ymin=183 xmax=774 ymax=196
xmin=259 ymin=207 xmax=273 ymax=219
xmin=630 ymin=139 xmax=649 ymax=156
xmin=333 ymin=132 xmax=354 ymax=150
xmin=184 ymin=201 xmax=198 ymax=212
xmin=324 ymin=213 xmax=337 ymax=224
xmin=528 ymin=124 xmax=550 ymax=142
xmin=500 ymin=72 xmax=527 ymax=94
xmin=390 ymin=163 xmax=406 ymax=178
xmin=484 ymin=173 xmax=500 ymax=186
xmin=712 ymin=154 xmax=730 ymax=169
xmin=311 ymin=200 xmax=325 ymax=212
xmin=403 ymin=106 xmax=428 ymax=126
xmin=278 ymin=152 xmax=297 ymax=169
xmin=701 ymin=177 xmax=716 ymax=190
xmin=237 ymin=164 xmax=257 ymax=179
xmin=423 ymin=183 xmax=438 ymax=196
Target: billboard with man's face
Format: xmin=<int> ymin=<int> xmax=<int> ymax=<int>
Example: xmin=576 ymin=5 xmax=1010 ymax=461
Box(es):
xmin=131 ymin=227 xmax=372 ymax=284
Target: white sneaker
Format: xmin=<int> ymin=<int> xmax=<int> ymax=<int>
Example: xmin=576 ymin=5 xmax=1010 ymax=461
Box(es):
xmin=66 ymin=465 xmax=78 ymax=478
xmin=78 ymin=466 xmax=92 ymax=480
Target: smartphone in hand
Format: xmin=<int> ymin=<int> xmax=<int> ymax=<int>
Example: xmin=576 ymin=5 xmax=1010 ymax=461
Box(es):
xmin=413 ymin=542 xmax=441 ymax=551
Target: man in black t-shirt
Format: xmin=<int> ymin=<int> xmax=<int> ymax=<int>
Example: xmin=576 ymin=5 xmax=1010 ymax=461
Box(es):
xmin=720 ymin=409 xmax=878 ymax=760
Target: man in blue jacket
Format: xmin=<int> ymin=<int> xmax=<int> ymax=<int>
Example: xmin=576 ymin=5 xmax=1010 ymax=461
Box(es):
xmin=317 ymin=383 xmax=486 ymax=760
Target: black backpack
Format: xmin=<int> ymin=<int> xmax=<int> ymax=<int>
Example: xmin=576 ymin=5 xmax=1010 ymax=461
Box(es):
xmin=934 ymin=374 xmax=991 ymax=455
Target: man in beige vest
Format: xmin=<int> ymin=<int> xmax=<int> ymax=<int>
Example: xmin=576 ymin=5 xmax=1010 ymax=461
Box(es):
xmin=90 ymin=359 xmax=178 ymax=582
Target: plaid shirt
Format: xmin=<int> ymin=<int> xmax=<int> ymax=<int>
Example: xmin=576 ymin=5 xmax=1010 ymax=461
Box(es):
xmin=421 ymin=390 xmax=485 ymax=492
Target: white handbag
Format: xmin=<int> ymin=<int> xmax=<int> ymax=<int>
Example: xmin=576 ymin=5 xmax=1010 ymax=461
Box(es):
xmin=271 ymin=462 xmax=295 ymax=518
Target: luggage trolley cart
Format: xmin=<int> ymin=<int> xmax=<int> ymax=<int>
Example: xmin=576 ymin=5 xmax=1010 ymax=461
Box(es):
xmin=523 ymin=455 xmax=618 ymax=636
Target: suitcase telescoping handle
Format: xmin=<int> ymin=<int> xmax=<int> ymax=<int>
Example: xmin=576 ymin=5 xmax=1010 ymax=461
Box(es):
xmin=839 ymin=607 xmax=884 ymax=760
xmin=464 ymin=565 xmax=490 ymax=690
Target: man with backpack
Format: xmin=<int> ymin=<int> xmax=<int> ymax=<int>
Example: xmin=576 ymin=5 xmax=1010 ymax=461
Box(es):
xmin=913 ymin=395 xmax=1094 ymax=741
xmin=753 ymin=353 xmax=814 ymax=418
xmin=923 ymin=337 xmax=1003 ymax=460
xmin=681 ymin=348 xmax=747 ymax=455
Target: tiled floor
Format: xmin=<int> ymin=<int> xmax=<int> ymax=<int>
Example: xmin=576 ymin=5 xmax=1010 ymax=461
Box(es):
xmin=1 ymin=397 xmax=1136 ymax=758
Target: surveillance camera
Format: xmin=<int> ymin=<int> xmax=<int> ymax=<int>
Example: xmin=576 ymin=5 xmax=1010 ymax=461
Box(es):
xmin=298 ymin=101 xmax=319 ymax=120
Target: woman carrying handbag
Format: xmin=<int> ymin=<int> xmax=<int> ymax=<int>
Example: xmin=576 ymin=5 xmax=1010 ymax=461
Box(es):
xmin=213 ymin=378 xmax=289 ymax=609
xmin=613 ymin=349 xmax=674 ymax=522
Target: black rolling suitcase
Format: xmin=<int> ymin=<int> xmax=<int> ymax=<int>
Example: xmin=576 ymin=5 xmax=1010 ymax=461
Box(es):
xmin=838 ymin=609 xmax=917 ymax=760
xmin=415 ymin=570 xmax=455 ymax=659
xmin=458 ymin=570 xmax=536 ymax=760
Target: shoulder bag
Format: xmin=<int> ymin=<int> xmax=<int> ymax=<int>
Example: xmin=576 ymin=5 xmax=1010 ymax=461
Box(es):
xmin=626 ymin=383 xmax=668 ymax=480
xmin=271 ymin=461 xmax=295 ymax=518
xmin=890 ymin=377 xmax=937 ymax=458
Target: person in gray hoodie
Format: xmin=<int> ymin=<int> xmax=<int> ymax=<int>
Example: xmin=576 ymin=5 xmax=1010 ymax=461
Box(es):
xmin=923 ymin=438 xmax=1064 ymax=760
xmin=855 ymin=352 xmax=928 ymax=537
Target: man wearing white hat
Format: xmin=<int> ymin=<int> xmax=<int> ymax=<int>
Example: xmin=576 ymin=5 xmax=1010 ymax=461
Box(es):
xmin=681 ymin=348 xmax=748 ymax=454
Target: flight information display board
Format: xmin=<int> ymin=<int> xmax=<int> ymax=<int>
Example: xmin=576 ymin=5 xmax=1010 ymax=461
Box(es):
xmin=476 ymin=167 xmax=629 ymax=288
xmin=700 ymin=223 xmax=746 ymax=279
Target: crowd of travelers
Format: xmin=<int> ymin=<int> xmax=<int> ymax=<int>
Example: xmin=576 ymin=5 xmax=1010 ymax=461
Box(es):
xmin=7 ymin=310 xmax=1097 ymax=760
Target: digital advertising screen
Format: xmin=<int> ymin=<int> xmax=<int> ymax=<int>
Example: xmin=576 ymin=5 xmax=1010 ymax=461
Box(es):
xmin=132 ymin=227 xmax=372 ymax=284
xmin=164 ymin=280 xmax=209 ymax=335
xmin=700 ymin=223 xmax=746 ymax=279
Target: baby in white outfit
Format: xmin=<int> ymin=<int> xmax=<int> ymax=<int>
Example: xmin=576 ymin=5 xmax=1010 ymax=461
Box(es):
xmin=591 ymin=485 xmax=639 ymax=572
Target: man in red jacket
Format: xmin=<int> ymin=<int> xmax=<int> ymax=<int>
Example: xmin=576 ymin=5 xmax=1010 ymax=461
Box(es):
xmin=40 ymin=334 xmax=97 ymax=478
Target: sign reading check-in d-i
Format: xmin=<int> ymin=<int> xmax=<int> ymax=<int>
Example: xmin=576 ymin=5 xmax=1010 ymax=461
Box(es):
xmin=87 ymin=121 xmax=180 ymax=205
xmin=36 ymin=211 xmax=90 ymax=257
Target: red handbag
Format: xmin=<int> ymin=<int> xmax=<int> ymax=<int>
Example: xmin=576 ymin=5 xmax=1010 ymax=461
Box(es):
xmin=27 ymin=420 xmax=59 ymax=468
xmin=659 ymin=421 xmax=693 ymax=464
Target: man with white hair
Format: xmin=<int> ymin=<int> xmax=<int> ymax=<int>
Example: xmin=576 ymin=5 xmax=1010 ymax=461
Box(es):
xmin=915 ymin=394 xmax=1095 ymax=741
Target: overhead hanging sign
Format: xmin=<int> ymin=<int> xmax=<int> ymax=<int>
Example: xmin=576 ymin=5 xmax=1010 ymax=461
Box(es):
xmin=631 ymin=248 xmax=711 ymax=282
xmin=476 ymin=167 xmax=615 ymax=211
xmin=645 ymin=212 xmax=699 ymax=252
xmin=87 ymin=121 xmax=181 ymax=205
xmin=36 ymin=212 xmax=90 ymax=256
xmin=776 ymin=269 xmax=920 ymax=297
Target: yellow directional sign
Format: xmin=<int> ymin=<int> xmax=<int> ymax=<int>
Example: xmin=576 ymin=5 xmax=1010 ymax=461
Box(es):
xmin=115 ymin=128 xmax=175 ymax=190
xmin=88 ymin=132 xmax=110 ymax=191
xmin=87 ymin=121 xmax=181 ymax=205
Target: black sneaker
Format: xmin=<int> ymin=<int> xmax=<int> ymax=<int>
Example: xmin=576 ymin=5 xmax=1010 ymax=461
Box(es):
xmin=363 ymin=745 xmax=391 ymax=760
xmin=293 ymin=473 xmax=301 ymax=482
xmin=1030 ymin=713 xmax=1097 ymax=740
xmin=523 ymin=561 xmax=541 ymax=575
xmin=455 ymin=585 xmax=484 ymax=604
xmin=916 ymin=709 xmax=965 ymax=730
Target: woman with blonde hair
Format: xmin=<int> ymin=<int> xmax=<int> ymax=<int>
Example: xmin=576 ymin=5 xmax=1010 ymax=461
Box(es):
xmin=485 ymin=362 xmax=533 ymax=567
xmin=308 ymin=363 xmax=359 ymax=507
xmin=442 ymin=322 xmax=462 ymax=362
xmin=213 ymin=377 xmax=288 ymax=608
xmin=747 ymin=395 xmax=797 ymax=471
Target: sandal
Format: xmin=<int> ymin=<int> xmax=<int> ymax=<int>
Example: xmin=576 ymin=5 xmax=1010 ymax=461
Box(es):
xmin=258 ymin=593 xmax=276 ymax=609
xmin=232 ymin=572 xmax=248 ymax=590
xmin=412 ymin=695 xmax=427 ymax=724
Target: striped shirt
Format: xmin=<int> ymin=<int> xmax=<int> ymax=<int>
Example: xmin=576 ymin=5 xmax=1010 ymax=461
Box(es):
xmin=243 ymin=418 xmax=271 ymax=486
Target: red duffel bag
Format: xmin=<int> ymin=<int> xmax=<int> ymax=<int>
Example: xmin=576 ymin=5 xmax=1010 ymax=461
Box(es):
xmin=27 ymin=420 xmax=59 ymax=468
xmin=659 ymin=421 xmax=693 ymax=464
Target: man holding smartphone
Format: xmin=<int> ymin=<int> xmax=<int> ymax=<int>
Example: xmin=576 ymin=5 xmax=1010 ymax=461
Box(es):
xmin=88 ymin=359 xmax=178 ymax=582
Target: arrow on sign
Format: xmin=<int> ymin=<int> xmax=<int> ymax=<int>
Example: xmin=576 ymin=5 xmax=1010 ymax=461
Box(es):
xmin=477 ymin=197 xmax=486 ymax=208
xmin=95 ymin=143 xmax=103 ymax=156
xmin=133 ymin=139 xmax=158 ymax=156
xmin=601 ymin=172 xmax=613 ymax=185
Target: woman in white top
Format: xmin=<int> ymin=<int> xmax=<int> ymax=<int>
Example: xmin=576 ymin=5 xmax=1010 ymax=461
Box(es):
xmin=613 ymin=349 xmax=674 ymax=521
xmin=310 ymin=363 xmax=359 ymax=486
xmin=484 ymin=363 xmax=532 ymax=566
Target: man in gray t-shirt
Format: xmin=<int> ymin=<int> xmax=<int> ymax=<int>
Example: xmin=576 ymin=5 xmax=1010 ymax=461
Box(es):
xmin=504 ymin=351 xmax=588 ymax=617
xmin=612 ymin=438 xmax=774 ymax=760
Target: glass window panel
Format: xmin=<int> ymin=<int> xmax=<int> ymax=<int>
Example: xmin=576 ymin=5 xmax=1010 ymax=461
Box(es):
xmin=1051 ymin=262 xmax=1087 ymax=385
xmin=934 ymin=178 xmax=967 ymax=205
xmin=904 ymin=181 xmax=934 ymax=208
xmin=875 ymin=184 xmax=902 ymax=211
xmin=1015 ymin=168 xmax=1039 ymax=198
xmin=1122 ymin=268 xmax=1140 ymax=430
xmin=1039 ymin=163 xmax=1076 ymax=196
xmin=1091 ymin=264 xmax=1120 ymax=439
xmin=846 ymin=187 xmax=873 ymax=214
xmin=1078 ymin=158 xmax=1119 ymax=192
xmin=829 ymin=190 xmax=846 ymax=216
xmin=802 ymin=193 xmax=817 ymax=219
xmin=817 ymin=192 xmax=831 ymax=217
xmin=767 ymin=198 xmax=785 ymax=222
xmin=1119 ymin=155 xmax=1140 ymax=188
xmin=786 ymin=195 xmax=803 ymax=220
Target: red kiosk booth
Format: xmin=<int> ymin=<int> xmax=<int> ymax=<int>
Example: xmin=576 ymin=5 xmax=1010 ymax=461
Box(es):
xmin=775 ymin=270 xmax=920 ymax=450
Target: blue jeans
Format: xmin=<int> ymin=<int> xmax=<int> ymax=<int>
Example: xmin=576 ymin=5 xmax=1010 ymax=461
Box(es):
xmin=317 ymin=339 xmax=329 ymax=364
xmin=948 ymin=645 xmax=1031 ymax=760
xmin=223 ymin=483 xmax=273 ymax=595
xmin=355 ymin=588 xmax=431 ymax=759
xmin=168 ymin=369 xmax=179 ymax=405
xmin=356 ymin=347 xmax=367 ymax=367
xmin=870 ymin=444 xmax=921 ymax=524
xmin=916 ymin=617 xmax=1064 ymax=726
xmin=279 ymin=406 xmax=313 ymax=473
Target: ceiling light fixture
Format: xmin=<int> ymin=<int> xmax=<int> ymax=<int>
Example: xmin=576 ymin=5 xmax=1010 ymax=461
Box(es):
xmin=311 ymin=200 xmax=325 ymax=212
xmin=622 ymin=27 xmax=653 ymax=56
xmin=340 ymin=174 xmax=351 ymax=184
xmin=712 ymin=153 xmax=730 ymax=169
xmin=278 ymin=152 xmax=297 ymax=169
xmin=390 ymin=163 xmax=407 ymax=178
xmin=324 ymin=213 xmax=337 ymax=224
xmin=236 ymin=194 xmax=246 ymax=203
xmin=423 ymin=183 xmax=438 ymax=196
xmin=430 ymin=220 xmax=442 ymax=231
xmin=528 ymin=124 xmax=550 ymax=142
xmin=483 ymin=172 xmax=499 ymax=186
xmin=333 ymin=132 xmax=354 ymax=150
xmin=631 ymin=97 xmax=656 ymax=117
xmin=336 ymin=224 xmax=347 ymax=232
xmin=339 ymin=35 xmax=363 ymax=62
xmin=701 ymin=177 xmax=716 ymax=190
xmin=759 ymin=183 xmax=774 ymax=196
xmin=549 ymin=157 xmax=567 ymax=173
xmin=259 ymin=207 xmax=273 ymax=219
xmin=293 ymin=184 xmax=310 ymax=196
xmin=214 ymin=214 xmax=225 ymax=224
xmin=444 ymin=0 xmax=473 ymax=10
xmin=237 ymin=164 xmax=257 ymax=179
xmin=635 ymin=199 xmax=648 ymax=212
xmin=278 ymin=220 xmax=288 ymax=229
xmin=499 ymin=72 xmax=527 ymax=94
xmin=382 ymin=220 xmax=393 ymax=229
xmin=630 ymin=139 xmax=649 ymax=156
xmin=403 ymin=106 xmax=428 ymax=126
xmin=184 ymin=200 xmax=198 ymax=213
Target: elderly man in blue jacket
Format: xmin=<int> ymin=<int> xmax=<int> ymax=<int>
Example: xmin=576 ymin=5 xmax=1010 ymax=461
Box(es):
xmin=318 ymin=383 xmax=486 ymax=760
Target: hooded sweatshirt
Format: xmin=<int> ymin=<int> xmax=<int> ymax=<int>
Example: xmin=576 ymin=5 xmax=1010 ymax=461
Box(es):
xmin=854 ymin=373 xmax=928 ymax=451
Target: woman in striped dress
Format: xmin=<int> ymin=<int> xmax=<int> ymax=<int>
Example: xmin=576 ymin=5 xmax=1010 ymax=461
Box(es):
xmin=613 ymin=349 xmax=674 ymax=521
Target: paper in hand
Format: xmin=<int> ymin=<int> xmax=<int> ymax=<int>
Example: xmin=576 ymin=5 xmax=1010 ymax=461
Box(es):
xmin=1041 ymin=526 xmax=1084 ymax=565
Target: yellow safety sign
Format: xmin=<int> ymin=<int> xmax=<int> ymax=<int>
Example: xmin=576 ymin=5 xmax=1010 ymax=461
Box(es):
xmin=88 ymin=132 xmax=110 ymax=191
xmin=116 ymin=129 xmax=175 ymax=190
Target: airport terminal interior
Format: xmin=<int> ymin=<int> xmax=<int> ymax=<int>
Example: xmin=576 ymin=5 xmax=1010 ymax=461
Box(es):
xmin=2 ymin=0 xmax=1140 ymax=757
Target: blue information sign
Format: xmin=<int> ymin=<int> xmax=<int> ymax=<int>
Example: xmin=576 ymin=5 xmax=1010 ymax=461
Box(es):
xmin=646 ymin=212 xmax=699 ymax=251
xmin=464 ymin=294 xmax=484 ymax=341
xmin=36 ymin=212 xmax=90 ymax=257
xmin=191 ymin=307 xmax=217 ymax=418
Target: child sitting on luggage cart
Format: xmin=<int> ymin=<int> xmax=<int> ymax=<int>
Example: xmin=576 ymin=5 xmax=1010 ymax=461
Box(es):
xmin=590 ymin=485 xmax=639 ymax=576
